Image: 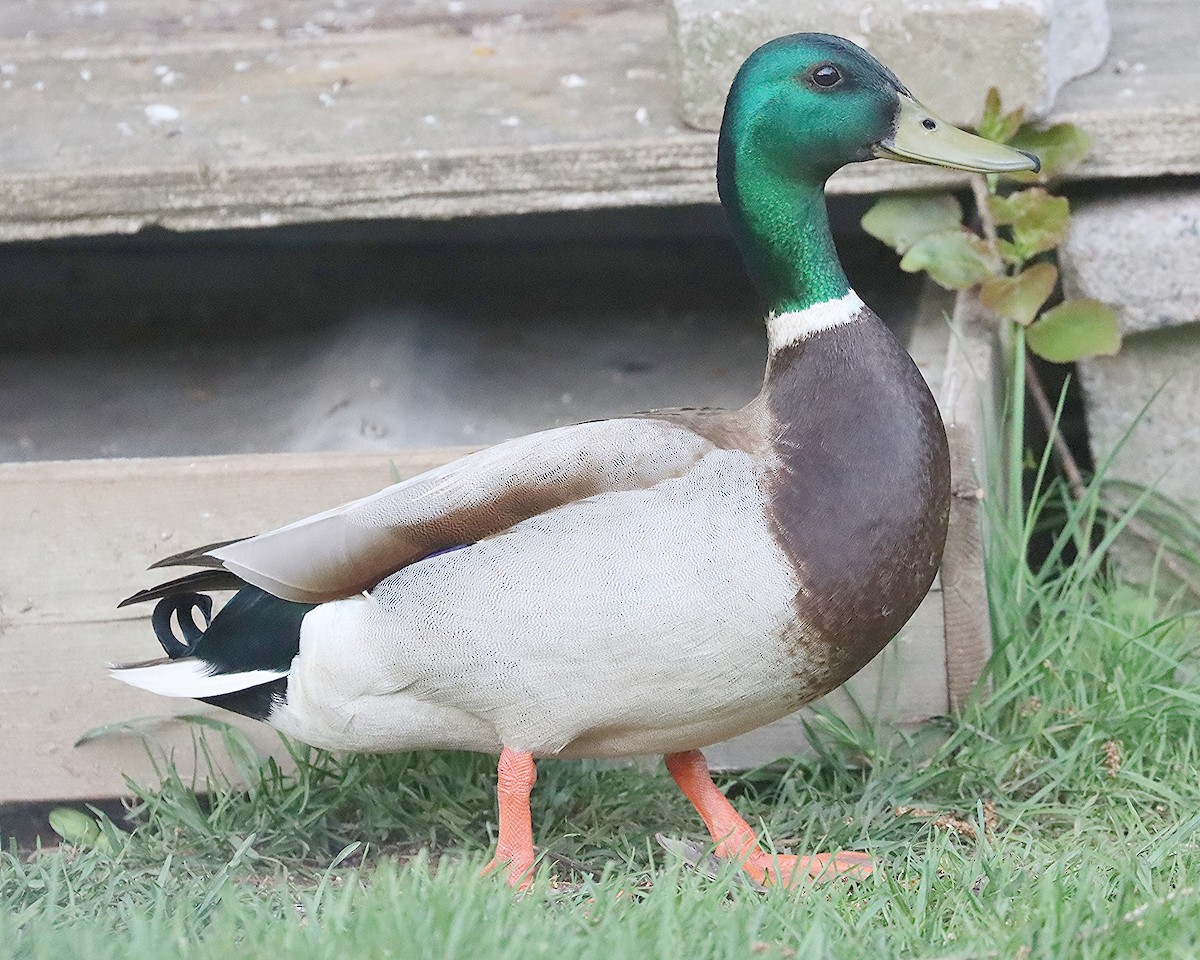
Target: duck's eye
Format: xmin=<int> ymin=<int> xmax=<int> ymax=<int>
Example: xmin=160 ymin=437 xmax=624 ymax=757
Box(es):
xmin=811 ymin=64 xmax=842 ymax=88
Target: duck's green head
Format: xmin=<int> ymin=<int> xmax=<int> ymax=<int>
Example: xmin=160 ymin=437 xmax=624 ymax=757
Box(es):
xmin=719 ymin=34 xmax=1038 ymax=315
xmin=720 ymin=33 xmax=1039 ymax=185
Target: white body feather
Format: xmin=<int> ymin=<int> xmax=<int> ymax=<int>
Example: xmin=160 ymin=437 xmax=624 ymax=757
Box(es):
xmin=269 ymin=449 xmax=811 ymax=759
xmin=112 ymin=413 xmax=841 ymax=759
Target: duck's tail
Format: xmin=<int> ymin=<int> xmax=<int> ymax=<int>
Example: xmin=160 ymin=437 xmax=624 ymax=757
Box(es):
xmin=112 ymin=574 xmax=315 ymax=720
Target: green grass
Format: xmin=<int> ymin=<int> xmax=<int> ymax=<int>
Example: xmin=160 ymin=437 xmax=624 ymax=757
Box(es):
xmin=6 ymin=368 xmax=1200 ymax=957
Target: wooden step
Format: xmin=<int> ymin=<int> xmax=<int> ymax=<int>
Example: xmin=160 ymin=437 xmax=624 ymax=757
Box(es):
xmin=0 ymin=0 xmax=1195 ymax=240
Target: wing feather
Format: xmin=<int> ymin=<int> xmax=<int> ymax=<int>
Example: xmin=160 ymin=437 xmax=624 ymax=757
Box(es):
xmin=203 ymin=417 xmax=722 ymax=602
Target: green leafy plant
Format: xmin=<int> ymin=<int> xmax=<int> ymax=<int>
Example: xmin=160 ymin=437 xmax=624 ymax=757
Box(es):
xmin=863 ymin=92 xmax=1200 ymax=598
xmin=861 ymin=88 xmax=1119 ymax=365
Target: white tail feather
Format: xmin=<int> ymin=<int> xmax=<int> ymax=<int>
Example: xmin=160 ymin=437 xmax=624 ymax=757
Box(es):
xmin=111 ymin=659 xmax=287 ymax=698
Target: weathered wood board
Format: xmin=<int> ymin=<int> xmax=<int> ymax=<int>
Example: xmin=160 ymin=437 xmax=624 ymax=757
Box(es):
xmin=2 ymin=448 xmax=941 ymax=801
xmin=938 ymin=293 xmax=1003 ymax=711
xmin=0 ymin=0 xmax=1195 ymax=239
xmin=0 ymin=450 xmax=460 ymax=805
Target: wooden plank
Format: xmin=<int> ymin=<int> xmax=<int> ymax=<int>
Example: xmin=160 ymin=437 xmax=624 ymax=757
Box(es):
xmin=938 ymin=292 xmax=1001 ymax=711
xmin=0 ymin=449 xmax=465 ymax=804
xmin=0 ymin=0 xmax=1194 ymax=240
xmin=2 ymin=441 xmax=952 ymax=800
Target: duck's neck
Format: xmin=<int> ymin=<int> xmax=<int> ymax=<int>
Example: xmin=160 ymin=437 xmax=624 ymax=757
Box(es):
xmin=719 ymin=147 xmax=861 ymax=354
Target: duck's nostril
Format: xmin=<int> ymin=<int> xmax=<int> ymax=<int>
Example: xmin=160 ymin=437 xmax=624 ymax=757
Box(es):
xmin=921 ymin=118 xmax=937 ymax=131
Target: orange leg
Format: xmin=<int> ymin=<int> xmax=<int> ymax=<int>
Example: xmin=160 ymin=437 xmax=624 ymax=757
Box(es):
xmin=482 ymin=748 xmax=538 ymax=889
xmin=664 ymin=749 xmax=872 ymax=886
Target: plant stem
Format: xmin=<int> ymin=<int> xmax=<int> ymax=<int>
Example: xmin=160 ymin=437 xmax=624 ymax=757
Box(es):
xmin=970 ymin=176 xmax=1000 ymax=249
xmin=972 ymin=176 xmax=1200 ymax=596
xmin=1024 ymin=355 xmax=1086 ymax=503
xmin=1009 ymin=323 xmax=1027 ymax=605
xmin=971 ymin=174 xmax=1090 ymax=503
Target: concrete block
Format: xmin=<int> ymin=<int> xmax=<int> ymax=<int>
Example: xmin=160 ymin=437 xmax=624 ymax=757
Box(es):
xmin=1062 ymin=186 xmax=1200 ymax=580
xmin=1060 ymin=186 xmax=1200 ymax=336
xmin=667 ymin=0 xmax=1110 ymax=131
xmin=1076 ymin=325 xmax=1200 ymax=511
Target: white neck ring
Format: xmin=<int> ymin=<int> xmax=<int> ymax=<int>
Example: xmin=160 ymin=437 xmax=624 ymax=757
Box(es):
xmin=766 ymin=290 xmax=865 ymax=351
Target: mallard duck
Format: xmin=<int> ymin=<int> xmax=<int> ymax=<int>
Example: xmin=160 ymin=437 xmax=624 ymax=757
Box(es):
xmin=113 ymin=33 xmax=1037 ymax=888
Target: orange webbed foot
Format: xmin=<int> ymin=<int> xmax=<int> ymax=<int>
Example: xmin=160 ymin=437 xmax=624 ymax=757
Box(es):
xmin=481 ymin=850 xmax=537 ymax=891
xmin=665 ymin=749 xmax=876 ymax=892
xmin=746 ymin=849 xmax=875 ymax=887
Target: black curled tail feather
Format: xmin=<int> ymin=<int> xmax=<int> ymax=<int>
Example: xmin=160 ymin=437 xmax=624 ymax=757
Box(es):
xmin=151 ymin=593 xmax=213 ymax=659
xmin=190 ymin=586 xmax=316 ymax=675
xmin=123 ymin=573 xmax=314 ymax=676
xmin=121 ymin=572 xmax=316 ymax=721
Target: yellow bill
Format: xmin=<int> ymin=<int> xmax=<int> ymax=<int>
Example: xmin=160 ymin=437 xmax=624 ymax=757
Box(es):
xmin=874 ymin=93 xmax=1040 ymax=174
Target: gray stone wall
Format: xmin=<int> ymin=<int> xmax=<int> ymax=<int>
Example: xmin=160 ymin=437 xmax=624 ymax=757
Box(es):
xmin=1062 ymin=185 xmax=1200 ymax=510
xmin=668 ymin=0 xmax=1110 ymax=131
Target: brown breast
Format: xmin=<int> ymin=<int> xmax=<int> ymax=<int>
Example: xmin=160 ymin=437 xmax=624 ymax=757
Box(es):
xmin=762 ymin=309 xmax=951 ymax=693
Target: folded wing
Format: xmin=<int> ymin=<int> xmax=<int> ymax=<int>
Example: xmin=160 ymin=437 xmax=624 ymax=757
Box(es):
xmin=165 ymin=417 xmax=723 ymax=603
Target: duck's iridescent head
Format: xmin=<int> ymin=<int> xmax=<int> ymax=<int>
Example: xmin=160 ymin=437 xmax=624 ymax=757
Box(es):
xmin=719 ymin=33 xmax=1039 ymax=185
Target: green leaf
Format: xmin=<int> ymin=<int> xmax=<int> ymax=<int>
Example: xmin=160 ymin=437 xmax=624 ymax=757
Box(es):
xmin=980 ymin=263 xmax=1058 ymax=326
xmin=979 ymin=87 xmax=1003 ymax=139
xmin=1007 ymin=122 xmax=1092 ymax=179
xmin=861 ymin=193 xmax=963 ymax=254
xmin=977 ymin=87 xmax=1024 ymax=143
xmin=988 ymin=188 xmax=1070 ymax=260
xmin=996 ymin=237 xmax=1024 ymax=266
xmin=1026 ymin=298 xmax=1121 ymax=362
xmin=899 ymin=229 xmax=1003 ymax=289
xmin=49 ymin=808 xmax=110 ymax=851
xmin=998 ymin=107 xmax=1025 ymax=144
